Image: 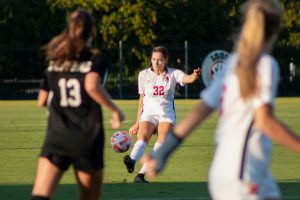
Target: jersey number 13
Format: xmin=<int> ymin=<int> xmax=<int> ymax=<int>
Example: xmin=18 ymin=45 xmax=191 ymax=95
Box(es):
xmin=58 ymin=78 xmax=81 ymax=107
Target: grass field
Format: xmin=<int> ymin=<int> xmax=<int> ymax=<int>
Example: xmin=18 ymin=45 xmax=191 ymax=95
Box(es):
xmin=0 ymin=98 xmax=299 ymax=200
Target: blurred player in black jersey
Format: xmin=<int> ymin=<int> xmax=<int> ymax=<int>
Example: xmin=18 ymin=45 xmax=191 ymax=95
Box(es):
xmin=31 ymin=9 xmax=124 ymax=200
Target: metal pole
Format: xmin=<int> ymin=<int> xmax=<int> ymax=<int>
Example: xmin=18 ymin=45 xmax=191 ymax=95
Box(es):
xmin=119 ymin=40 xmax=123 ymax=99
xmin=184 ymin=40 xmax=188 ymax=99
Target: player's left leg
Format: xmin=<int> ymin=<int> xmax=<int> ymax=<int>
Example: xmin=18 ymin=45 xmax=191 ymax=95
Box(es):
xmin=134 ymin=142 xmax=162 ymax=183
xmin=156 ymin=122 xmax=173 ymax=144
xmin=133 ymin=122 xmax=172 ymax=183
xmin=75 ymin=169 xmax=103 ymax=200
xmin=124 ymin=121 xmax=155 ymax=173
xmin=32 ymin=157 xmax=64 ymax=199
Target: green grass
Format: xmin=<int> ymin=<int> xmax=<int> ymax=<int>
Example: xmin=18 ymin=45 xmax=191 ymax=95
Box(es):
xmin=0 ymin=98 xmax=299 ymax=199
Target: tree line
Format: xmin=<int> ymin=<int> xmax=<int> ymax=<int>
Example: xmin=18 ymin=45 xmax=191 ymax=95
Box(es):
xmin=0 ymin=0 xmax=299 ymax=81
xmin=1 ymin=0 xmax=299 ymax=46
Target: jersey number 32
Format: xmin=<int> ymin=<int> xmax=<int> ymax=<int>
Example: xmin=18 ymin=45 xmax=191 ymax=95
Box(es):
xmin=153 ymin=85 xmax=165 ymax=96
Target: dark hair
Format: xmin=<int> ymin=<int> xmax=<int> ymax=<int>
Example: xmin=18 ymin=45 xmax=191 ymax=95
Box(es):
xmin=45 ymin=9 xmax=95 ymax=66
xmin=148 ymin=46 xmax=169 ymax=68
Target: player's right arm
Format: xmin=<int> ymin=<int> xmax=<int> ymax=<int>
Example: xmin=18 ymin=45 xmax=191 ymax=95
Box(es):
xmin=37 ymin=72 xmax=49 ymax=107
xmin=254 ymin=104 xmax=300 ymax=153
xmin=129 ymin=94 xmax=143 ymax=136
xmin=129 ymin=70 xmax=145 ymax=136
xmin=253 ymin=56 xmax=300 ymax=153
xmin=37 ymin=89 xmax=49 ymax=107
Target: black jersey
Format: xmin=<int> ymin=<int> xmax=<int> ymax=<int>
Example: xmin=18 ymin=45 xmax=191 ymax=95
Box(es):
xmin=40 ymin=50 xmax=109 ymax=158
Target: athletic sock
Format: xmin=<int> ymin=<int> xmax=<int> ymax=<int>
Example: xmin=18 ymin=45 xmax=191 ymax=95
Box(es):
xmin=139 ymin=142 xmax=162 ymax=174
xmin=152 ymin=131 xmax=182 ymax=173
xmin=130 ymin=140 xmax=147 ymax=162
xmin=151 ymin=142 xmax=162 ymax=155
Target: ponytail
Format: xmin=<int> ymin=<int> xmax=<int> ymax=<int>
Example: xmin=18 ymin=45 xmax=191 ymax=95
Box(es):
xmin=236 ymin=3 xmax=265 ymax=101
xmin=45 ymin=9 xmax=94 ymax=67
xmin=235 ymin=0 xmax=282 ymax=101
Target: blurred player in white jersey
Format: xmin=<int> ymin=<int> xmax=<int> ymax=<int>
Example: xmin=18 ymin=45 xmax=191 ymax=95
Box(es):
xmin=144 ymin=0 xmax=300 ymax=199
xmin=124 ymin=46 xmax=200 ymax=183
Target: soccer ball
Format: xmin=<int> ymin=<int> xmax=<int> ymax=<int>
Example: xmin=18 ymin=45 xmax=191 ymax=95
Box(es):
xmin=110 ymin=131 xmax=131 ymax=153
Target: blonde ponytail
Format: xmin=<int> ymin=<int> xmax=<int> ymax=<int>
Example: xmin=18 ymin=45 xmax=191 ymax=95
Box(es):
xmin=235 ymin=0 xmax=282 ymax=101
xmin=236 ymin=3 xmax=265 ymax=101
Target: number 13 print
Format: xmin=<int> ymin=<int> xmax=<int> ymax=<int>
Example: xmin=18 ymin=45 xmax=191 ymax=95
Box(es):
xmin=58 ymin=78 xmax=81 ymax=107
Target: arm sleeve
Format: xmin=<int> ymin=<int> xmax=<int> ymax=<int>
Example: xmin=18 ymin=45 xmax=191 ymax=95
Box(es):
xmin=138 ymin=71 xmax=145 ymax=94
xmin=253 ymin=56 xmax=280 ymax=108
xmin=173 ymin=69 xmax=186 ymax=86
xmin=40 ymin=71 xmax=49 ymax=91
xmin=200 ymin=70 xmax=224 ymax=109
xmin=91 ymin=50 xmax=111 ymax=85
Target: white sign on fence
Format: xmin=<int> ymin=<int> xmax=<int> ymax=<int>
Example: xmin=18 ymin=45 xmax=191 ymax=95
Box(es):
xmin=201 ymin=50 xmax=229 ymax=86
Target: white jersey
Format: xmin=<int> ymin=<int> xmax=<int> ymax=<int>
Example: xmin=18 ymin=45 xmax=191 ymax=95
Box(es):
xmin=201 ymin=53 xmax=281 ymax=199
xmin=138 ymin=67 xmax=185 ymax=121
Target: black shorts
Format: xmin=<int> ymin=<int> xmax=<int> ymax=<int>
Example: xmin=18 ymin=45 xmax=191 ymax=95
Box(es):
xmin=40 ymin=151 xmax=104 ymax=171
xmin=40 ymin=132 xmax=104 ymax=171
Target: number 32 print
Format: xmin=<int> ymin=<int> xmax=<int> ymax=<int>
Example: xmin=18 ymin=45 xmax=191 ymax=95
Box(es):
xmin=153 ymin=86 xmax=165 ymax=96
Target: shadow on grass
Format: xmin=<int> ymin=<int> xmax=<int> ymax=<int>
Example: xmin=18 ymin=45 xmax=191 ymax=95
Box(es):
xmin=0 ymin=181 xmax=299 ymax=200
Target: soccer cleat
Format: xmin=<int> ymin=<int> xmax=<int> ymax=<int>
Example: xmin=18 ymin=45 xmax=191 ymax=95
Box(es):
xmin=123 ymin=155 xmax=135 ymax=173
xmin=134 ymin=173 xmax=149 ymax=183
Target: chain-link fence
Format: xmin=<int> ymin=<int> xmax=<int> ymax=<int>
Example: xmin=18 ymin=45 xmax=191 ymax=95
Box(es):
xmin=0 ymin=42 xmax=299 ymax=99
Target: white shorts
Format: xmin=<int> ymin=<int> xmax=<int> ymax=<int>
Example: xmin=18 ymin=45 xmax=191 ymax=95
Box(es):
xmin=139 ymin=113 xmax=175 ymax=128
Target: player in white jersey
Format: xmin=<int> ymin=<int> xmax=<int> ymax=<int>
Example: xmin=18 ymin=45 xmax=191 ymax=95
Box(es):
xmin=123 ymin=46 xmax=200 ymax=183
xmin=143 ymin=0 xmax=300 ymax=199
xmin=138 ymin=67 xmax=186 ymax=123
xmin=205 ymin=53 xmax=282 ymax=199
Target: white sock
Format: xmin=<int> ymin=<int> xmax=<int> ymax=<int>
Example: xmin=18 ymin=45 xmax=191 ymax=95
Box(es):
xmin=130 ymin=140 xmax=147 ymax=162
xmin=138 ymin=142 xmax=162 ymax=174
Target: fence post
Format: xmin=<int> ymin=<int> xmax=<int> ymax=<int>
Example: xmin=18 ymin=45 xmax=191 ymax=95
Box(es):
xmin=119 ymin=40 xmax=123 ymax=99
xmin=184 ymin=40 xmax=188 ymax=99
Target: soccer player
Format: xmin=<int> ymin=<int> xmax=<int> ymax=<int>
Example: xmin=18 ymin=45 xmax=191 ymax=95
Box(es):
xmin=31 ymin=9 xmax=124 ymax=200
xmin=144 ymin=0 xmax=300 ymax=199
xmin=124 ymin=46 xmax=200 ymax=183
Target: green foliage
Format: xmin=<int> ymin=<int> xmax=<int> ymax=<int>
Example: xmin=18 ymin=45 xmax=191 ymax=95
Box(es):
xmin=281 ymin=0 xmax=300 ymax=45
xmin=47 ymin=0 xmax=169 ymax=47
xmin=0 ymin=0 xmax=66 ymax=44
xmin=99 ymin=1 xmax=159 ymax=47
xmin=153 ymin=0 xmax=235 ymax=43
xmin=46 ymin=0 xmax=174 ymax=76
xmin=0 ymin=0 xmax=299 ymax=81
xmin=1 ymin=0 xmax=299 ymax=46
